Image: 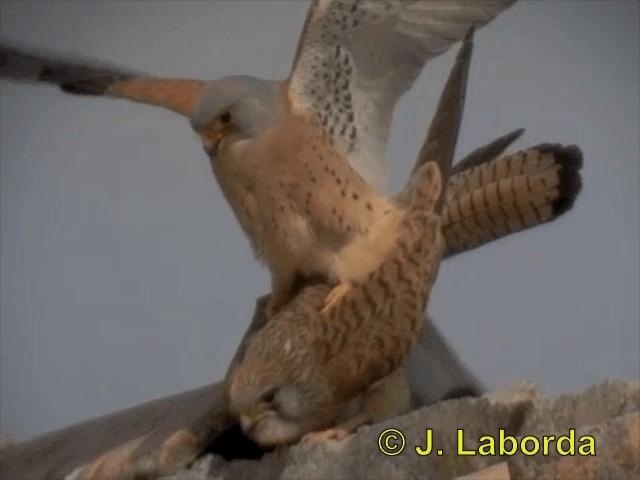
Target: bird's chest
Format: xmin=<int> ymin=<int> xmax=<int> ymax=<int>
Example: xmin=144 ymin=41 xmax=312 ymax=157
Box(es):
xmin=251 ymin=175 xmax=317 ymax=252
xmin=229 ymin=123 xmax=388 ymax=259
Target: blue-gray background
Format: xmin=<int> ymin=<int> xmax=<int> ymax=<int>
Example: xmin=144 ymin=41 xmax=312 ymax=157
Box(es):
xmin=1 ymin=1 xmax=638 ymax=440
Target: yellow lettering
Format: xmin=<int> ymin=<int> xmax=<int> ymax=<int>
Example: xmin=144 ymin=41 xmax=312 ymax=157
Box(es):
xmin=578 ymin=435 xmax=596 ymax=456
xmin=543 ymin=435 xmax=555 ymax=455
xmin=499 ymin=430 xmax=517 ymax=456
xmin=520 ymin=436 xmax=540 ymax=455
xmin=415 ymin=429 xmax=433 ymax=456
xmin=457 ymin=429 xmax=476 ymax=456
xmin=477 ymin=436 xmax=495 ymax=456
xmin=557 ymin=429 xmax=575 ymax=456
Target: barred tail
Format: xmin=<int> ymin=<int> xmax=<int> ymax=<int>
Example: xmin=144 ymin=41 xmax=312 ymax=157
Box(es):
xmin=442 ymin=143 xmax=583 ymax=256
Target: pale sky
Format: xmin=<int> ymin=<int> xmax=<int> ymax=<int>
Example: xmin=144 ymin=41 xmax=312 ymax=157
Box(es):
xmin=1 ymin=0 xmax=638 ymax=440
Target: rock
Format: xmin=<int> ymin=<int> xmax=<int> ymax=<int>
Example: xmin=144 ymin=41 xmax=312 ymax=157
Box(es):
xmin=0 ymin=382 xmax=232 ymax=480
xmin=163 ymin=380 xmax=639 ymax=480
xmin=0 ymin=435 xmax=16 ymax=452
xmin=2 ymin=376 xmax=636 ymax=480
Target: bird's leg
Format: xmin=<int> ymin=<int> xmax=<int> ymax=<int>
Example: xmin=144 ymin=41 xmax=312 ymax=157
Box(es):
xmin=300 ymin=413 xmax=368 ymax=444
xmin=360 ymin=366 xmax=411 ymax=422
xmin=265 ymin=265 xmax=297 ymax=318
xmin=320 ymin=212 xmax=404 ymax=316
xmin=301 ymin=368 xmax=411 ymax=444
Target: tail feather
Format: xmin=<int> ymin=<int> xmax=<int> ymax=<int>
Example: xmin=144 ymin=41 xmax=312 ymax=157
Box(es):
xmin=535 ymin=143 xmax=583 ymax=216
xmin=442 ymin=143 xmax=583 ymax=256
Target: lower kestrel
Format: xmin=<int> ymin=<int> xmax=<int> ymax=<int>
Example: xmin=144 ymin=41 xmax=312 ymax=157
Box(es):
xmin=226 ymin=158 xmax=445 ymax=446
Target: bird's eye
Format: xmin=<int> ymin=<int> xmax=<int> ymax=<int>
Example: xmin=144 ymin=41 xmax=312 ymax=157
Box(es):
xmin=220 ymin=111 xmax=232 ymax=124
xmin=261 ymin=387 xmax=277 ymax=405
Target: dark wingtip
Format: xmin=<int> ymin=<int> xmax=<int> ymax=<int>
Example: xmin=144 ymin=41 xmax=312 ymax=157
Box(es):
xmin=463 ymin=25 xmax=476 ymax=43
xmin=427 ymin=26 xmax=474 ymax=182
xmin=534 ymin=143 xmax=584 ymax=216
xmin=451 ymin=127 xmax=526 ymax=174
xmin=441 ymin=385 xmax=483 ymax=401
xmin=58 ymin=78 xmax=112 ymax=96
xmin=1 ymin=40 xmax=138 ymax=95
xmin=507 ymin=127 xmax=526 ymax=143
xmin=402 ymin=24 xmax=475 ymax=209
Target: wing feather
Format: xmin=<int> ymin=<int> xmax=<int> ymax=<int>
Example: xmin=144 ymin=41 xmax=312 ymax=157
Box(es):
xmin=0 ymin=42 xmax=203 ymax=116
xmin=288 ymin=0 xmax=515 ymax=189
xmin=0 ymin=42 xmax=140 ymax=92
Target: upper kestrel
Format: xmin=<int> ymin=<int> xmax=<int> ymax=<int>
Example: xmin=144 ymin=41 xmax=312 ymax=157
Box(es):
xmin=1 ymin=0 xmax=516 ymax=316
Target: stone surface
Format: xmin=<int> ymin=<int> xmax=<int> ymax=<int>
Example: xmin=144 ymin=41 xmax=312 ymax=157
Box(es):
xmin=3 ymin=380 xmax=637 ymax=479
xmin=162 ymin=380 xmax=639 ymax=480
xmin=0 ymin=382 xmax=232 ymax=480
xmin=0 ymin=435 xmax=16 ymax=453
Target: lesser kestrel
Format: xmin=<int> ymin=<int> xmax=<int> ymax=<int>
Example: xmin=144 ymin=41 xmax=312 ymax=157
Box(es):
xmin=1 ymin=0 xmax=518 ymax=316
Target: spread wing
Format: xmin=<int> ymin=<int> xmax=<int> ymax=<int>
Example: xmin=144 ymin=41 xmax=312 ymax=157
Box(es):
xmin=0 ymin=43 xmax=139 ymax=92
xmin=287 ymin=0 xmax=515 ymax=190
xmin=0 ymin=42 xmax=203 ymax=117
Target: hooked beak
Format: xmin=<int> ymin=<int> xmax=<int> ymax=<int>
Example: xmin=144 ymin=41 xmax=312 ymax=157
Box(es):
xmin=199 ymin=122 xmax=232 ymax=155
xmin=239 ymin=414 xmax=256 ymax=435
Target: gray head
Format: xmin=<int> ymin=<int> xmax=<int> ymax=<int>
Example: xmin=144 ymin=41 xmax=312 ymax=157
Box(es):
xmin=190 ymin=75 xmax=282 ymax=155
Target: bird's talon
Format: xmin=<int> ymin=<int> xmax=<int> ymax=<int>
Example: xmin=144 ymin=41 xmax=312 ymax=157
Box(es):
xmin=321 ymin=283 xmax=352 ymax=315
xmin=301 ymin=428 xmax=350 ymax=444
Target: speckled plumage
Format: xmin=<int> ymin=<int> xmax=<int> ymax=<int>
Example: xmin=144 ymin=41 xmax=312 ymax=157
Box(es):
xmin=201 ymin=98 xmax=401 ymax=315
xmin=288 ymin=0 xmax=516 ymax=187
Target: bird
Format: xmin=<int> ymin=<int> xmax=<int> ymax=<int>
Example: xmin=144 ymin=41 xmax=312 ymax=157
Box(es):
xmin=0 ymin=0 xmax=517 ymax=317
xmin=223 ymin=28 xmax=471 ymax=446
xmin=226 ymin=159 xmax=445 ymax=447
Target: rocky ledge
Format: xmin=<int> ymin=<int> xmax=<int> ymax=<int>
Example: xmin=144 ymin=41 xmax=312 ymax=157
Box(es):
xmin=166 ymin=380 xmax=639 ymax=480
xmin=1 ymin=380 xmax=637 ymax=479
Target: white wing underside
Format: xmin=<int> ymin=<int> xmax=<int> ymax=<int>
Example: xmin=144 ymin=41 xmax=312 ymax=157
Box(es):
xmin=288 ymin=0 xmax=515 ymax=190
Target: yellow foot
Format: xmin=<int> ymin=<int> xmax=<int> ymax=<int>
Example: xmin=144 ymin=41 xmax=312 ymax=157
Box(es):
xmin=301 ymin=428 xmax=350 ymax=444
xmin=320 ymin=283 xmax=353 ymax=316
